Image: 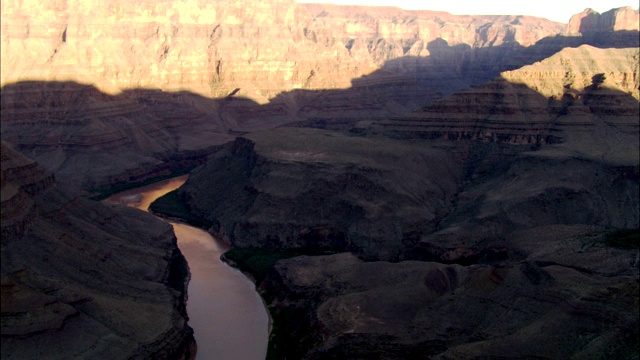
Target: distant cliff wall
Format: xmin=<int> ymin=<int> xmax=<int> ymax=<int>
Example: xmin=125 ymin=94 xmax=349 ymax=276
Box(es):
xmin=1 ymin=0 xmax=564 ymax=102
xmin=567 ymin=7 xmax=639 ymax=34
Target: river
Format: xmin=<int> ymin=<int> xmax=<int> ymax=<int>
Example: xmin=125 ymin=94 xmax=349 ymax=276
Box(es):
xmin=103 ymin=175 xmax=269 ymax=360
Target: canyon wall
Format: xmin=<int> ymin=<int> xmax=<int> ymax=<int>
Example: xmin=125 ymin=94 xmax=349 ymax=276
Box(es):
xmin=1 ymin=141 xmax=194 ymax=359
xmin=171 ymin=38 xmax=638 ymax=357
xmin=1 ymin=1 xmax=638 ymax=358
xmin=1 ymin=0 xmax=565 ymax=102
xmin=567 ymin=6 xmax=639 ymax=34
xmin=3 ymin=1 xmax=637 ymax=196
xmin=374 ymin=46 xmax=639 ymax=145
xmin=0 ymin=81 xmax=237 ymax=194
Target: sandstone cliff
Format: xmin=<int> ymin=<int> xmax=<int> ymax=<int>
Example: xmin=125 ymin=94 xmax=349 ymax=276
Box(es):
xmin=374 ymin=45 xmax=639 ymax=145
xmin=567 ymin=6 xmax=639 ymax=34
xmin=3 ymin=1 xmax=637 ymax=197
xmin=1 ymin=141 xmax=194 ymax=359
xmin=1 ymin=0 xmax=565 ymax=101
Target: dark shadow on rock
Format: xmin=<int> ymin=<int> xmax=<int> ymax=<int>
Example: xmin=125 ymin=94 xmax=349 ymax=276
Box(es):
xmin=171 ymin=75 xmax=638 ymax=263
xmin=1 ymin=29 xmax=637 ymax=196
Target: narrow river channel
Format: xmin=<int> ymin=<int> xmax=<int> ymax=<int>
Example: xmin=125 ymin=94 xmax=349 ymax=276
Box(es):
xmin=103 ymin=175 xmax=269 ymax=360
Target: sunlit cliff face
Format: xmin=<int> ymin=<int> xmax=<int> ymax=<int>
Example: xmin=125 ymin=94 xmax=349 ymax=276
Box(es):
xmin=1 ymin=0 xmax=569 ymax=102
xmin=1 ymin=0 xmax=354 ymax=100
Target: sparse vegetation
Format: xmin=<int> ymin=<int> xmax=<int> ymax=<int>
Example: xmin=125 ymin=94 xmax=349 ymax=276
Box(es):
xmin=606 ymin=228 xmax=640 ymax=249
xmin=148 ymin=189 xmax=212 ymax=228
xmin=222 ymin=246 xmax=336 ymax=359
xmin=223 ymin=247 xmax=336 ymax=284
xmin=89 ymin=168 xmax=190 ymax=201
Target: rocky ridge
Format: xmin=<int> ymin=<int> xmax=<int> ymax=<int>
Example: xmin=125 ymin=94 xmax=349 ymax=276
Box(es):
xmin=1 ymin=141 xmax=194 ymax=359
xmin=567 ymin=6 xmax=639 ymax=34
xmin=2 ymin=2 xmax=637 ymax=196
xmin=373 ymin=45 xmax=639 ymax=145
xmin=165 ymin=26 xmax=639 ymax=358
xmin=176 ymin=44 xmax=639 ymax=261
xmin=260 ymin=248 xmax=638 ymax=359
xmin=1 ymin=0 xmax=565 ymax=101
xmin=178 ymin=128 xmax=464 ymax=260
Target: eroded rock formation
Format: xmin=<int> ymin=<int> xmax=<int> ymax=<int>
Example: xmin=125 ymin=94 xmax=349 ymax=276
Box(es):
xmin=2 ymin=1 xmax=639 ymax=358
xmin=0 ymin=81 xmax=236 ymax=195
xmin=374 ymin=45 xmax=639 ymax=144
xmin=0 ymin=0 xmax=565 ymax=101
xmin=177 ymin=128 xmax=463 ymax=260
xmin=567 ymin=6 xmax=639 ymax=34
xmin=260 ymin=246 xmax=638 ymax=359
xmin=166 ymin=23 xmax=639 ymax=358
xmin=1 ymin=141 xmax=194 ymax=359
xmin=3 ymin=1 xmax=637 ymax=197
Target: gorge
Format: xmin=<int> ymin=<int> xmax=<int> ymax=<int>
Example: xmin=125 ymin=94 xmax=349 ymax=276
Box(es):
xmin=1 ymin=1 xmax=639 ymax=359
xmin=103 ymin=176 xmax=269 ymax=360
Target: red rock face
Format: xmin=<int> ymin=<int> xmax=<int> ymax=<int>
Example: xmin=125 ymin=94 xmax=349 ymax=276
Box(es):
xmin=1 ymin=0 xmax=564 ymax=102
xmin=567 ymin=6 xmax=639 ymax=34
xmin=375 ymin=46 xmax=639 ymax=145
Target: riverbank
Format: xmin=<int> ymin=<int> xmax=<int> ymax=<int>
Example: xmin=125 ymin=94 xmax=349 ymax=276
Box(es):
xmin=109 ymin=176 xmax=269 ymax=359
xmin=150 ymin=189 xmax=326 ymax=359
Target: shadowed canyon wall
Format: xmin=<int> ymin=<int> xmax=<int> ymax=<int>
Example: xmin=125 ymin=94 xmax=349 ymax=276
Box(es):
xmin=2 ymin=1 xmax=637 ymax=195
xmin=1 ymin=141 xmax=194 ymax=359
xmin=168 ymin=38 xmax=638 ymax=358
xmin=1 ymin=1 xmax=638 ymax=359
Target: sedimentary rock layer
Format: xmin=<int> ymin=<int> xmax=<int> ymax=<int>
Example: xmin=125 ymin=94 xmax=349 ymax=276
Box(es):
xmin=0 ymin=81 xmax=235 ymax=194
xmin=2 ymin=1 xmax=637 ymax=197
xmin=177 ymin=128 xmax=463 ymax=260
xmin=374 ymin=45 xmax=639 ymax=144
xmin=260 ymin=245 xmax=638 ymax=359
xmin=1 ymin=141 xmax=194 ymax=359
xmin=567 ymin=6 xmax=639 ymax=34
xmin=1 ymin=0 xmax=565 ymax=101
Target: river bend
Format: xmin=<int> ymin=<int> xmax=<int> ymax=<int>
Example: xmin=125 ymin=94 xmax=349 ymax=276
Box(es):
xmin=104 ymin=175 xmax=269 ymax=360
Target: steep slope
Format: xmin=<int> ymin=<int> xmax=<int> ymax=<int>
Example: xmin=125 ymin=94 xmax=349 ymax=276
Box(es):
xmin=1 ymin=141 xmax=194 ymax=359
xmin=163 ymin=36 xmax=639 ymax=359
xmin=1 ymin=0 xmax=565 ymax=101
xmin=175 ymin=128 xmax=463 ymax=260
xmin=567 ymin=6 xmax=640 ymax=34
xmin=0 ymin=81 xmax=235 ymax=195
xmin=374 ymin=45 xmax=639 ymax=145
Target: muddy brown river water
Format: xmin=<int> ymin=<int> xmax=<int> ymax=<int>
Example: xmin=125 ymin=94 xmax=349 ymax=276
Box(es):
xmin=104 ymin=175 xmax=269 ymax=360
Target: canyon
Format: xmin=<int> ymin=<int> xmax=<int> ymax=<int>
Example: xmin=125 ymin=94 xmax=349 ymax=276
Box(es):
xmin=1 ymin=141 xmax=194 ymax=359
xmin=1 ymin=0 xmax=639 ymax=359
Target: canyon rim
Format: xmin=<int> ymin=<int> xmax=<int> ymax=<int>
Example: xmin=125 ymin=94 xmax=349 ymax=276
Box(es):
xmin=1 ymin=1 xmax=639 ymax=359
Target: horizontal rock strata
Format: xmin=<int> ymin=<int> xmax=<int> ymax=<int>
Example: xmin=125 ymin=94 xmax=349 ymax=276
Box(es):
xmin=373 ymin=45 xmax=639 ymax=144
xmin=260 ymin=245 xmax=638 ymax=359
xmin=1 ymin=0 xmax=564 ymax=100
xmin=1 ymin=142 xmax=194 ymax=359
xmin=177 ymin=127 xmax=464 ymax=260
xmin=1 ymin=81 xmax=235 ymax=194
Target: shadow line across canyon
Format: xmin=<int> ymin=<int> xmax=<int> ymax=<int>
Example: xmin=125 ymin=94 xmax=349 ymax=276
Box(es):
xmin=1 ymin=30 xmax=638 ymax=195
